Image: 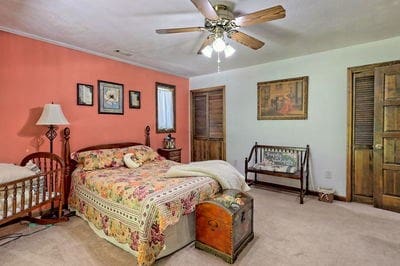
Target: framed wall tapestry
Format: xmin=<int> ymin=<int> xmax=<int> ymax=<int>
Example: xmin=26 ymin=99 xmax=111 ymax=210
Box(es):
xmin=257 ymin=76 xmax=308 ymax=120
xmin=129 ymin=90 xmax=141 ymax=109
xmin=77 ymin=83 xmax=93 ymax=106
xmin=98 ymin=80 xmax=124 ymax=114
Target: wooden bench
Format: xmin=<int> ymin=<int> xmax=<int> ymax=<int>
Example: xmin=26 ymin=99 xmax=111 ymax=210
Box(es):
xmin=245 ymin=142 xmax=310 ymax=204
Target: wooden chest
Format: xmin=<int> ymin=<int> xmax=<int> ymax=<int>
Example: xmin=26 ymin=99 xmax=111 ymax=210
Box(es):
xmin=195 ymin=189 xmax=254 ymax=263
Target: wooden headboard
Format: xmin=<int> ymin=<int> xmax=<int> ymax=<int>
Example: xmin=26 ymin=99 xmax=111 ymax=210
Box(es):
xmin=62 ymin=125 xmax=151 ymax=207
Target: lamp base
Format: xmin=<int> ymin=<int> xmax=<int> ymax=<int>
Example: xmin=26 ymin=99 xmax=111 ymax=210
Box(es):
xmin=45 ymin=125 xmax=57 ymax=153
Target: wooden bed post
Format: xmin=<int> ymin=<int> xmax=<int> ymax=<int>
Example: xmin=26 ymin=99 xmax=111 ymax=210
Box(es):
xmin=63 ymin=127 xmax=71 ymax=208
xmin=145 ymin=125 xmax=151 ymax=147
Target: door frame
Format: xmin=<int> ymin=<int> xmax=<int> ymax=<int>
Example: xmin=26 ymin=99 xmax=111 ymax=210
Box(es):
xmin=190 ymin=85 xmax=226 ymax=161
xmin=346 ymin=60 xmax=400 ymax=202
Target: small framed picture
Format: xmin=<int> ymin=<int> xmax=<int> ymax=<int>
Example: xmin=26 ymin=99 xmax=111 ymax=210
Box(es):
xmin=129 ymin=90 xmax=141 ymax=109
xmin=98 ymin=80 xmax=124 ymax=115
xmin=77 ymin=83 xmax=94 ymax=106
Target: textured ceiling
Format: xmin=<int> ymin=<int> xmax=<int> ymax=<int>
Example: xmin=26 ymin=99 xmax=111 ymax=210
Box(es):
xmin=0 ymin=0 xmax=400 ymax=77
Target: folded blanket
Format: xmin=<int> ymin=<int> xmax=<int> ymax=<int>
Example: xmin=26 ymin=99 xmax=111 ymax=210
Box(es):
xmin=165 ymin=160 xmax=250 ymax=192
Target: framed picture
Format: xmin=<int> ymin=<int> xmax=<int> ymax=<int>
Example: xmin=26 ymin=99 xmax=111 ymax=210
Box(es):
xmin=77 ymin=83 xmax=93 ymax=106
xmin=257 ymin=76 xmax=308 ymax=120
xmin=98 ymin=80 xmax=124 ymax=115
xmin=129 ymin=90 xmax=141 ymax=109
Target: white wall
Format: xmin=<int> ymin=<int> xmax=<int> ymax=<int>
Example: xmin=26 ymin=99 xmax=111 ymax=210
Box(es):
xmin=190 ymin=36 xmax=400 ymax=197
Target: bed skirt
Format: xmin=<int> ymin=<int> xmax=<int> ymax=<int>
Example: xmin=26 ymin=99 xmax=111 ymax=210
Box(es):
xmin=72 ymin=209 xmax=195 ymax=260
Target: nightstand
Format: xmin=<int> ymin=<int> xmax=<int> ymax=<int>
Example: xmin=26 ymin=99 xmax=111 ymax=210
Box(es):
xmin=157 ymin=148 xmax=182 ymax=162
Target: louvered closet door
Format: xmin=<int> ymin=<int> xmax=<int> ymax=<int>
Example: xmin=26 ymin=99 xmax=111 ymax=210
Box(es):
xmin=191 ymin=87 xmax=225 ymax=161
xmin=352 ymin=71 xmax=375 ymax=203
xmin=193 ymin=93 xmax=208 ymax=161
xmin=208 ymin=90 xmax=225 ymax=160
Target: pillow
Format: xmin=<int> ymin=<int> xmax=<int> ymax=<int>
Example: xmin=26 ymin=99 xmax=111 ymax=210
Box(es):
xmin=125 ymin=145 xmax=159 ymax=164
xmin=253 ymin=151 xmax=298 ymax=173
xmin=24 ymin=160 xmax=41 ymax=174
xmin=253 ymin=162 xmax=297 ymax=173
xmin=263 ymin=151 xmax=297 ymax=167
xmin=72 ymin=145 xmax=159 ymax=171
xmin=0 ymin=161 xmax=40 ymax=184
xmin=123 ymin=153 xmax=142 ymax=169
xmin=73 ymin=147 xmax=128 ymax=171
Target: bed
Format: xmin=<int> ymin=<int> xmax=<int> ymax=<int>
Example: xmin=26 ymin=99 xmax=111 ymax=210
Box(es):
xmin=0 ymin=152 xmax=65 ymax=226
xmin=63 ymin=127 xmax=226 ymax=265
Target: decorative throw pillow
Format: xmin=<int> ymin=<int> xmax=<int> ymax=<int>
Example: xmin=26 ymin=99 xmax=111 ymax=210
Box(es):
xmin=126 ymin=145 xmax=159 ymax=164
xmin=263 ymin=151 xmax=297 ymax=167
xmin=272 ymin=165 xmax=297 ymax=173
xmin=253 ymin=162 xmax=275 ymax=171
xmin=123 ymin=153 xmax=142 ymax=169
xmin=24 ymin=160 xmax=41 ymax=174
xmin=253 ymin=151 xmax=298 ymax=173
xmin=73 ymin=148 xmax=126 ymax=171
xmin=253 ymin=162 xmax=297 ymax=173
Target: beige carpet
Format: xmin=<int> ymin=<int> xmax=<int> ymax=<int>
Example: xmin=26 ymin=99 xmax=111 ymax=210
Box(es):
xmin=1 ymin=188 xmax=399 ymax=266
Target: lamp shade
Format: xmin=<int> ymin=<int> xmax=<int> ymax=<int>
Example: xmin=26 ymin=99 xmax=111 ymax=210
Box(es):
xmin=36 ymin=103 xmax=69 ymax=125
xmin=224 ymin=44 xmax=236 ymax=58
xmin=201 ymin=45 xmax=213 ymax=58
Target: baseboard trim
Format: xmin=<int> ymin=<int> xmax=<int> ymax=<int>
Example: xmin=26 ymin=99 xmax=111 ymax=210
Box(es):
xmin=249 ymin=180 xmax=346 ymax=202
xmin=333 ymin=194 xmax=346 ymax=202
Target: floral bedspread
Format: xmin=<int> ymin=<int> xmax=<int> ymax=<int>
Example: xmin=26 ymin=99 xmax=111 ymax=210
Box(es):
xmin=69 ymin=159 xmax=220 ymax=265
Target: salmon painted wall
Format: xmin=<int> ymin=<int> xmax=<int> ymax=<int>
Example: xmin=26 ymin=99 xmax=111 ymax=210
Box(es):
xmin=0 ymin=31 xmax=189 ymax=163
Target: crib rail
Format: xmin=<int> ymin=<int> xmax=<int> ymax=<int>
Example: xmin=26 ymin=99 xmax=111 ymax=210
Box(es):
xmin=0 ymin=152 xmax=65 ymax=226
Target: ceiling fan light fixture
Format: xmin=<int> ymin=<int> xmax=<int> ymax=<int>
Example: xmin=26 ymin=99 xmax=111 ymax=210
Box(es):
xmin=224 ymin=44 xmax=235 ymax=58
xmin=201 ymin=45 xmax=213 ymax=58
xmin=212 ymin=37 xmax=226 ymax=52
xmin=156 ymin=2 xmax=286 ymax=58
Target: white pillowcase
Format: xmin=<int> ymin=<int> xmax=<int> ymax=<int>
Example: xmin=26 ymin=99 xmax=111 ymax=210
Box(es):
xmin=123 ymin=153 xmax=141 ymax=169
xmin=0 ymin=162 xmax=40 ymax=184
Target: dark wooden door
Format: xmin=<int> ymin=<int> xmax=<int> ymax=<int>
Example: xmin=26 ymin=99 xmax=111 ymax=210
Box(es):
xmin=374 ymin=64 xmax=400 ymax=212
xmin=352 ymin=71 xmax=375 ymax=203
xmin=191 ymin=87 xmax=225 ymax=161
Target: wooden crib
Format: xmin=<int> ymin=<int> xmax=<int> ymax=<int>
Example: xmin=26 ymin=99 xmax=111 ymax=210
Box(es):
xmin=0 ymin=152 xmax=65 ymax=226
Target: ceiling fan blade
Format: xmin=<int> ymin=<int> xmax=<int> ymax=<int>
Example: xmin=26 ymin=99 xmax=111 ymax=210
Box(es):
xmin=197 ymin=35 xmax=214 ymax=54
xmin=191 ymin=0 xmax=219 ymax=20
xmin=235 ymin=5 xmax=286 ymax=27
xmin=156 ymin=27 xmax=204 ymax=34
xmin=228 ymin=31 xmax=265 ymax=50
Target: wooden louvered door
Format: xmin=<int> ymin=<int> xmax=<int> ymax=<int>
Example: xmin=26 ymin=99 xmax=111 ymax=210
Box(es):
xmin=191 ymin=87 xmax=225 ymax=161
xmin=348 ymin=60 xmax=400 ymax=210
xmin=373 ymin=64 xmax=400 ymax=212
xmin=352 ymin=71 xmax=375 ymax=203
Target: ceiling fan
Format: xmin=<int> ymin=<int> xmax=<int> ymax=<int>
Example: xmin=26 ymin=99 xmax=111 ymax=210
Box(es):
xmin=155 ymin=0 xmax=286 ymax=57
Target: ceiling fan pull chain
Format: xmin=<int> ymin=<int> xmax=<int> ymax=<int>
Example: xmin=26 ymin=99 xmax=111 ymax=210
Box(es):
xmin=217 ymin=52 xmax=221 ymax=72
